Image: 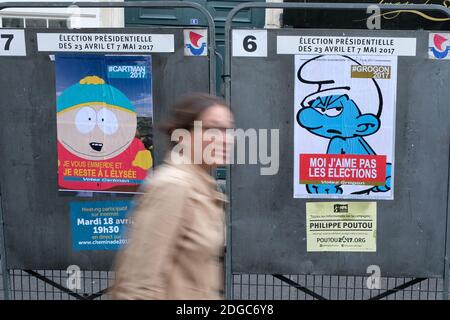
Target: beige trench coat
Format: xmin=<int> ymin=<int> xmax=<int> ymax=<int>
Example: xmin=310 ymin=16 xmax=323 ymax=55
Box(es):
xmin=110 ymin=158 xmax=226 ymax=300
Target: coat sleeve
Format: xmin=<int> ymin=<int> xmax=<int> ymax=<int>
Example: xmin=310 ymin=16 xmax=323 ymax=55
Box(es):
xmin=111 ymin=177 xmax=188 ymax=300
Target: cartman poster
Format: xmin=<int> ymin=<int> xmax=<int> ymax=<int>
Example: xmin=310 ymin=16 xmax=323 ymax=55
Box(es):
xmin=55 ymin=54 xmax=153 ymax=193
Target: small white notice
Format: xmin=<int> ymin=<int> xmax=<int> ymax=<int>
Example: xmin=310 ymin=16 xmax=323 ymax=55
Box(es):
xmin=0 ymin=29 xmax=26 ymax=56
xmin=277 ymin=36 xmax=416 ymax=56
xmin=232 ymin=29 xmax=267 ymax=57
xmin=37 ymin=33 xmax=174 ymax=53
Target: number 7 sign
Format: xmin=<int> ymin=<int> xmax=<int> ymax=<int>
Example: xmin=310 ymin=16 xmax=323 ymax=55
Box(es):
xmin=0 ymin=29 xmax=26 ymax=56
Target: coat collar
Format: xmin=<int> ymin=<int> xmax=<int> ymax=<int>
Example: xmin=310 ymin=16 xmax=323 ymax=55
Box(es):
xmin=163 ymin=152 xmax=226 ymax=202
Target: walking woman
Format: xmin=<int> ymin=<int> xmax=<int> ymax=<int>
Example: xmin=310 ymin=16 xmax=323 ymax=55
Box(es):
xmin=111 ymin=93 xmax=234 ymax=300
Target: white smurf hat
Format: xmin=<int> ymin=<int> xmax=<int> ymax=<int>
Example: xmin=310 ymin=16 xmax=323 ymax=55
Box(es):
xmin=296 ymin=55 xmax=383 ymax=117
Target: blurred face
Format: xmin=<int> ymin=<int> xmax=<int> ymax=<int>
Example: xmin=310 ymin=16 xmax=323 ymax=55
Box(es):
xmin=194 ymin=104 xmax=235 ymax=167
xmin=57 ymin=104 xmax=137 ymax=160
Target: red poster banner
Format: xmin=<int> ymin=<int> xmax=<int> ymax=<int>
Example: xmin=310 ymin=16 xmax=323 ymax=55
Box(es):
xmin=300 ymin=154 xmax=387 ymax=186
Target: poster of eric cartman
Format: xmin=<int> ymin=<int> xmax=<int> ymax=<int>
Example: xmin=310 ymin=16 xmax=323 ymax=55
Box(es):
xmin=55 ymin=54 xmax=153 ymax=193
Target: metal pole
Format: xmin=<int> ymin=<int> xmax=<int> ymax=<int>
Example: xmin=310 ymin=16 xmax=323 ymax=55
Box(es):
xmin=0 ymin=192 xmax=11 ymax=300
xmin=223 ymin=2 xmax=450 ymax=300
xmin=225 ymin=153 xmax=232 ymax=299
xmin=443 ymin=142 xmax=450 ymax=300
xmin=0 ymin=1 xmax=217 ymax=95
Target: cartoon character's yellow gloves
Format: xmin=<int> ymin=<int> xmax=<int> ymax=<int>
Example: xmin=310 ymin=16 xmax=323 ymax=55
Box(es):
xmin=132 ymin=150 xmax=153 ymax=170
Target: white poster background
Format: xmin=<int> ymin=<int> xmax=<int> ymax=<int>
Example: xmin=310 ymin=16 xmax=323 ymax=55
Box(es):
xmin=293 ymin=55 xmax=397 ymax=200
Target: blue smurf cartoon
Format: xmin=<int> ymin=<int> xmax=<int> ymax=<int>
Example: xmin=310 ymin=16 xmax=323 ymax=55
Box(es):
xmin=296 ymin=55 xmax=391 ymax=195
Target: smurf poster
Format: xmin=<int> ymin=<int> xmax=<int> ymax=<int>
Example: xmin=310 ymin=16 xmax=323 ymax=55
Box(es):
xmin=55 ymin=54 xmax=153 ymax=193
xmin=294 ymin=55 xmax=397 ymax=200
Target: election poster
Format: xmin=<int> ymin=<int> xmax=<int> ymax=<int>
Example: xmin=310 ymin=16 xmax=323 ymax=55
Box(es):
xmin=294 ymin=55 xmax=397 ymax=200
xmin=56 ymin=54 xmax=153 ymax=193
xmin=306 ymin=202 xmax=377 ymax=252
xmin=70 ymin=201 xmax=134 ymax=251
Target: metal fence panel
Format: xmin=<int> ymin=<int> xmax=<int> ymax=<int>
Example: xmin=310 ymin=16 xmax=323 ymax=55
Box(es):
xmin=2 ymin=264 xmax=449 ymax=300
xmin=229 ymin=27 xmax=450 ymax=278
xmin=0 ymin=26 xmax=210 ymax=271
xmin=231 ymin=274 xmax=448 ymax=300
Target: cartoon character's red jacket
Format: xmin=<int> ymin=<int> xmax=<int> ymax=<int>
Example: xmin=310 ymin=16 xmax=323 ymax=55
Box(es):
xmin=57 ymin=138 xmax=152 ymax=192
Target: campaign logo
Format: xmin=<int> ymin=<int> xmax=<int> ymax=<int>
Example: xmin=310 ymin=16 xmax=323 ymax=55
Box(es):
xmin=184 ymin=29 xmax=207 ymax=56
xmin=429 ymin=33 xmax=450 ymax=60
xmin=334 ymin=204 xmax=348 ymax=213
xmin=107 ymin=65 xmax=147 ymax=79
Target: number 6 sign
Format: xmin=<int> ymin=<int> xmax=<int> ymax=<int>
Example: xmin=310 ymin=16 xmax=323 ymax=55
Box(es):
xmin=232 ymin=29 xmax=267 ymax=57
xmin=0 ymin=29 xmax=26 ymax=56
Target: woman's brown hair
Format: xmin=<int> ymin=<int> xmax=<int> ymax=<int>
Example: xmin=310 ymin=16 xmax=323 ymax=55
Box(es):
xmin=159 ymin=92 xmax=229 ymax=137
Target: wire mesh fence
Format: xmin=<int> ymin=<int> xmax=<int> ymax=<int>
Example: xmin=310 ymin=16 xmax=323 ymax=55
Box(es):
xmin=0 ymin=267 xmax=115 ymax=300
xmin=0 ymin=266 xmax=448 ymax=300
xmin=232 ymin=274 xmax=448 ymax=300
